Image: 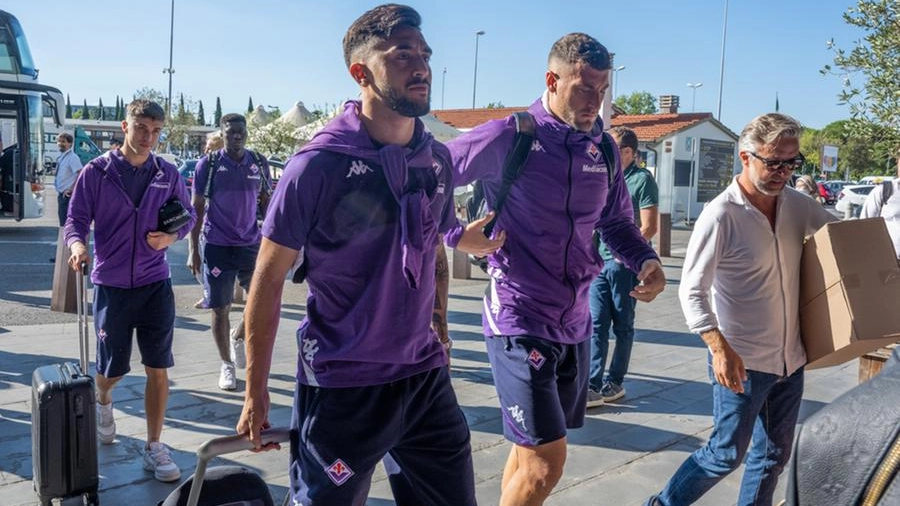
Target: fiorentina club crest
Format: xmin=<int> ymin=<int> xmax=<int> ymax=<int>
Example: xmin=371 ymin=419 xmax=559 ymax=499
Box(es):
xmin=587 ymin=143 xmax=600 ymax=162
xmin=527 ymin=348 xmax=546 ymax=370
xmin=250 ymin=163 xmax=259 ymax=175
xmin=98 ymin=329 xmax=107 ymax=342
xmin=325 ymin=459 xmax=354 ymax=486
xmin=210 ymin=266 xmax=222 ymax=278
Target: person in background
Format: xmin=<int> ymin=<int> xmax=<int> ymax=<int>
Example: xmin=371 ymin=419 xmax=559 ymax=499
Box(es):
xmin=860 ymin=150 xmax=900 ymax=259
xmin=587 ymin=126 xmax=659 ymax=407
xmin=188 ymin=113 xmax=271 ymax=391
xmin=645 ymin=113 xmax=835 ymax=506
xmin=54 ymin=132 xmax=83 ymax=226
xmin=793 ymin=174 xmax=817 ymax=199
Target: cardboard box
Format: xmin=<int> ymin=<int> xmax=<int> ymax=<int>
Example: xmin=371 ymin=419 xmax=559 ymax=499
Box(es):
xmin=800 ymin=218 xmax=900 ymax=369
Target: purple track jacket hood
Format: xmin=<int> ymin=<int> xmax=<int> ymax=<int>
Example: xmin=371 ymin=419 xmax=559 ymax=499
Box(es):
xmin=65 ymin=151 xmax=195 ymax=288
xmin=446 ymin=98 xmax=658 ymax=343
xmin=262 ymin=101 xmax=456 ymax=387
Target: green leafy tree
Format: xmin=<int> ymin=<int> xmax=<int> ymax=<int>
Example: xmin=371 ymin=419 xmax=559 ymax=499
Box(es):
xmin=247 ymin=97 xmax=254 ymax=114
xmin=214 ymin=97 xmax=222 ymax=126
xmin=65 ymin=94 xmax=72 ymax=119
xmin=823 ymin=0 xmax=900 ymax=154
xmin=614 ymin=91 xmax=657 ymax=115
xmin=247 ymin=120 xmax=301 ymax=160
xmin=133 ymin=87 xmax=167 ymax=108
xmin=800 ymin=120 xmax=884 ymax=180
xmin=197 ymin=100 xmax=205 ymax=126
xmin=486 ymin=101 xmax=505 ymax=109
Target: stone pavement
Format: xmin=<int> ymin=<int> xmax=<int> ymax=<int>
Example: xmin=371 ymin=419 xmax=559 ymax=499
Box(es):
xmin=0 ymin=225 xmax=859 ymax=506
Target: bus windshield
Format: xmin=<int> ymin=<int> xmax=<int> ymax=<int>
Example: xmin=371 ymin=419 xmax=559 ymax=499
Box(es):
xmin=0 ymin=13 xmax=35 ymax=76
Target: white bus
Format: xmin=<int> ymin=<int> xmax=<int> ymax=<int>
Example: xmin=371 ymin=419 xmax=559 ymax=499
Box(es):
xmin=0 ymin=9 xmax=64 ymax=221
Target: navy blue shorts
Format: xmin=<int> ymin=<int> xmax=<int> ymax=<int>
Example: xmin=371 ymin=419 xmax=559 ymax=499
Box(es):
xmin=202 ymin=243 xmax=258 ymax=308
xmin=288 ymin=367 xmax=476 ymax=506
xmin=93 ymin=280 xmax=175 ymax=378
xmin=486 ymin=334 xmax=589 ymax=447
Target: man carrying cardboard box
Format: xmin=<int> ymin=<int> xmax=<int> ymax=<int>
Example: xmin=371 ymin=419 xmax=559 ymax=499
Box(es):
xmin=644 ymin=113 xmax=836 ymax=506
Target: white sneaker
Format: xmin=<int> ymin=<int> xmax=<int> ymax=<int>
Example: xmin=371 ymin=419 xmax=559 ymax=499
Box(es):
xmin=218 ymin=361 xmax=237 ymax=391
xmin=230 ymin=331 xmax=246 ymax=369
xmin=142 ymin=441 xmax=181 ymax=482
xmin=96 ymin=401 xmax=116 ymax=444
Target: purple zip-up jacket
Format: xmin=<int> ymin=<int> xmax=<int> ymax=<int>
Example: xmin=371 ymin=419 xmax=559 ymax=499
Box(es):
xmin=263 ymin=101 xmax=456 ymax=387
xmin=64 ymin=151 xmax=195 ymax=289
xmin=445 ymin=98 xmax=658 ymax=344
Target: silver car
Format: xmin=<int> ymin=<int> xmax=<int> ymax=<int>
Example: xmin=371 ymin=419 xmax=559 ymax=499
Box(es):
xmin=835 ymin=184 xmax=875 ymax=218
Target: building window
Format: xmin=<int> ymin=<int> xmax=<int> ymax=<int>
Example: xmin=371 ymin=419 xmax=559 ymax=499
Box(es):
xmin=674 ymin=160 xmax=692 ymax=187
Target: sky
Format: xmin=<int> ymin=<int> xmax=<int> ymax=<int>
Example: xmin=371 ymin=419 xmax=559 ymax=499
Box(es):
xmin=7 ymin=0 xmax=867 ymax=135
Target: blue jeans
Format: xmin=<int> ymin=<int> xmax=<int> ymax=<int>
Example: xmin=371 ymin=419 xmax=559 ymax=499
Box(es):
xmin=588 ymin=260 xmax=637 ymax=389
xmin=656 ymin=362 xmax=804 ymax=506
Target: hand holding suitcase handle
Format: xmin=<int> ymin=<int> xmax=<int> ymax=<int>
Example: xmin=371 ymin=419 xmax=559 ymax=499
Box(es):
xmin=185 ymin=427 xmax=291 ymax=506
xmin=68 ymin=241 xmax=90 ymax=273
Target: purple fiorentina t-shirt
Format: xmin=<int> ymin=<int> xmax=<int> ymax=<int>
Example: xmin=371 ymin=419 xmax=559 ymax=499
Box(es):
xmin=262 ymin=103 xmax=456 ymax=388
xmin=193 ymin=150 xmax=270 ymax=246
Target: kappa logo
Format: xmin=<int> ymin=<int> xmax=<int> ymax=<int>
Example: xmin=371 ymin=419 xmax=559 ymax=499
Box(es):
xmin=527 ymin=348 xmax=546 ymax=370
xmin=325 ymin=459 xmax=354 ymax=486
xmin=346 ymin=160 xmax=373 ymax=178
xmin=531 ymin=140 xmax=545 ymax=152
xmin=587 ymin=143 xmax=600 ymax=161
xmin=210 ymin=266 xmax=222 ymax=278
xmin=507 ymin=404 xmax=527 ymax=431
xmin=154 ymin=170 xmax=165 ymax=180
xmin=98 ymin=329 xmax=107 ymax=342
xmin=432 ymin=160 xmax=443 ymax=174
xmin=302 ymin=337 xmax=319 ymax=364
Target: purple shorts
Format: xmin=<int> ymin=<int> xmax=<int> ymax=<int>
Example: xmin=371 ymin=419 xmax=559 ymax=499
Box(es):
xmin=486 ymin=334 xmax=589 ymax=447
xmin=202 ymin=243 xmax=258 ymax=308
xmin=93 ymin=279 xmax=175 ymax=378
xmin=288 ymin=366 xmax=476 ymax=506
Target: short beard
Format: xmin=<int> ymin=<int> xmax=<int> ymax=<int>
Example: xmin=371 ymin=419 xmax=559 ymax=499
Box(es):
xmin=753 ymin=177 xmax=782 ymax=197
xmin=386 ymin=86 xmax=430 ymax=117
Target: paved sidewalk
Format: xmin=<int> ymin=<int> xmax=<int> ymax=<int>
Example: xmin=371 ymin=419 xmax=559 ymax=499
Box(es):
xmin=0 ymin=225 xmax=859 ymax=505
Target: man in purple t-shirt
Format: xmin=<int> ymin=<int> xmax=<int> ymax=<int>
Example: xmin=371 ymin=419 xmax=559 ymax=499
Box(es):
xmin=188 ymin=113 xmax=271 ymax=391
xmin=235 ymin=5 xmax=499 ymax=505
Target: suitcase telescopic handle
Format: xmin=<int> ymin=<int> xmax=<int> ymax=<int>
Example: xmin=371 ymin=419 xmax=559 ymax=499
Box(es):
xmin=74 ymin=261 xmax=90 ymax=375
xmin=185 ymin=427 xmax=291 ymax=506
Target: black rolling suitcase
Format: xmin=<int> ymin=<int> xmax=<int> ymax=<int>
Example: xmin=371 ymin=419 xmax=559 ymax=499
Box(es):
xmin=159 ymin=427 xmax=291 ymax=506
xmin=31 ymin=263 xmax=99 ymax=506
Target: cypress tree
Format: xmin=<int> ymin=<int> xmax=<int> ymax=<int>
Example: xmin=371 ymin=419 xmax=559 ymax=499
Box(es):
xmin=65 ymin=94 xmax=72 ymax=119
xmin=197 ymin=100 xmax=206 ymax=126
xmin=214 ymin=97 xmax=222 ymax=126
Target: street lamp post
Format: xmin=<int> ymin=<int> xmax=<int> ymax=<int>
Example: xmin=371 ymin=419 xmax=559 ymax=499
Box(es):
xmin=472 ymin=30 xmax=485 ymax=109
xmin=686 ymin=82 xmax=703 ymax=112
xmin=613 ymin=65 xmax=626 ymax=99
xmin=717 ymin=0 xmax=729 ymax=120
xmin=442 ymin=67 xmax=447 ymax=110
xmin=162 ymin=0 xmax=175 ymax=119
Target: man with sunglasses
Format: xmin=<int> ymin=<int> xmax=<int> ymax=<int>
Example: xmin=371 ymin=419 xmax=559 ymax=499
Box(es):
xmin=645 ymin=113 xmax=835 ymax=506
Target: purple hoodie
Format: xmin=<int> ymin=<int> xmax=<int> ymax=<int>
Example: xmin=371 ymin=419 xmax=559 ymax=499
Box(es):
xmin=64 ymin=151 xmax=195 ymax=289
xmin=262 ymin=101 xmax=456 ymax=388
xmin=445 ymin=98 xmax=659 ymax=344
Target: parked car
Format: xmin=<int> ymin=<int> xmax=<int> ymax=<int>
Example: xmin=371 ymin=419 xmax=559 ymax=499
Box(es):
xmin=178 ymin=159 xmax=198 ymax=188
xmin=816 ymin=182 xmax=836 ymax=205
xmin=835 ymin=184 xmax=875 ymax=218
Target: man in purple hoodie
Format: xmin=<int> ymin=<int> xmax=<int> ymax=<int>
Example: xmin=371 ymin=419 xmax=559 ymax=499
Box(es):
xmin=65 ymin=99 xmax=195 ymax=483
xmin=235 ymin=5 xmax=498 ymax=505
xmin=444 ymin=33 xmax=667 ymax=505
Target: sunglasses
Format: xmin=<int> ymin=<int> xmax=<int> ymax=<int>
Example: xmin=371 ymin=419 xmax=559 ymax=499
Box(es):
xmin=748 ymin=151 xmax=805 ymax=172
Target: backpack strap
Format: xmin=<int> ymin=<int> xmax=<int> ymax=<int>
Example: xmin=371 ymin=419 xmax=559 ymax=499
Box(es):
xmin=597 ymin=132 xmax=617 ymax=189
xmin=881 ymin=180 xmax=894 ymax=209
xmin=202 ymin=151 xmax=221 ymax=199
xmin=482 ymin=111 xmax=535 ymax=237
xmin=248 ymin=149 xmax=272 ymax=196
